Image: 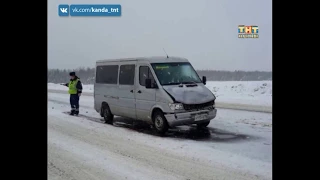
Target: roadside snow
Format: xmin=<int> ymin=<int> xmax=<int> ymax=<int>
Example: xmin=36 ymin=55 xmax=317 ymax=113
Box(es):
xmin=48 ymin=83 xmax=94 ymax=92
xmin=206 ymin=81 xmax=272 ymax=107
xmin=48 ymin=81 xmax=272 ymax=107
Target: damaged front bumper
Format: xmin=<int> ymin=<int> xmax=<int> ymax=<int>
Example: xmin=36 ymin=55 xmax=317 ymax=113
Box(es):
xmin=164 ymin=108 xmax=217 ymax=127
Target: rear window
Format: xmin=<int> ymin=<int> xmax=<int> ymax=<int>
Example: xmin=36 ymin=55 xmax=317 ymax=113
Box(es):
xmin=96 ymin=65 xmax=119 ymax=84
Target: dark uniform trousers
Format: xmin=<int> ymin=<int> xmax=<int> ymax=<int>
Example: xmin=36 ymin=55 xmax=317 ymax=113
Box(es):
xmin=70 ymin=94 xmax=80 ymax=112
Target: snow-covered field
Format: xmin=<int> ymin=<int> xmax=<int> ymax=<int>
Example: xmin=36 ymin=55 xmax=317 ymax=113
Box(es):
xmin=48 ymin=81 xmax=272 ymax=107
xmin=206 ymin=81 xmax=272 ymax=107
xmin=48 ymin=92 xmax=272 ymax=180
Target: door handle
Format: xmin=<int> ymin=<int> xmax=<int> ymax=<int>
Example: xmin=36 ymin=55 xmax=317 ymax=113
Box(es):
xmin=137 ymin=90 xmax=142 ymax=93
xmin=130 ymin=90 xmax=133 ymax=93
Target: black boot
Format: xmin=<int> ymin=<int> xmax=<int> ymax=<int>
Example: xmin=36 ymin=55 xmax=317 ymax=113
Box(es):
xmin=75 ymin=110 xmax=79 ymax=116
xmin=70 ymin=110 xmax=75 ymax=115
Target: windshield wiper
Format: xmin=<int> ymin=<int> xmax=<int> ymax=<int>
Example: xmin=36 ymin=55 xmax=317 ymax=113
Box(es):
xmin=162 ymin=82 xmax=180 ymax=86
xmin=180 ymin=81 xmax=198 ymax=87
xmin=181 ymin=81 xmax=197 ymax=84
xmin=162 ymin=81 xmax=199 ymax=86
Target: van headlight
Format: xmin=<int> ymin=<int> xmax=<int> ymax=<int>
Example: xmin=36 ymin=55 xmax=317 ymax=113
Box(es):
xmin=169 ymin=103 xmax=184 ymax=110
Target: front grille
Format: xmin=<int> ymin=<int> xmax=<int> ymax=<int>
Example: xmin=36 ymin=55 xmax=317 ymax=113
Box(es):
xmin=183 ymin=100 xmax=215 ymax=111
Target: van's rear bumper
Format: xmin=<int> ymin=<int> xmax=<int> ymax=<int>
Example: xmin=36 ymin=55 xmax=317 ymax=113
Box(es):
xmin=164 ymin=109 xmax=217 ymax=127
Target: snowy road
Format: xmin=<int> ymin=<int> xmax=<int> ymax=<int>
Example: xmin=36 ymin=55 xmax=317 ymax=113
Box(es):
xmin=48 ymin=93 xmax=272 ymax=180
xmin=47 ymin=89 xmax=272 ymax=113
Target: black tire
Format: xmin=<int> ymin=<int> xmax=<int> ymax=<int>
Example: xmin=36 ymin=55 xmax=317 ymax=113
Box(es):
xmin=102 ymin=104 xmax=114 ymax=124
xmin=152 ymin=110 xmax=169 ymax=134
xmin=197 ymin=121 xmax=210 ymax=128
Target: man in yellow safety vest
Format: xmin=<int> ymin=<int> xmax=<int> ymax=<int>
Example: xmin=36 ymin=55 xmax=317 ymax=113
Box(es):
xmin=61 ymin=72 xmax=83 ymax=115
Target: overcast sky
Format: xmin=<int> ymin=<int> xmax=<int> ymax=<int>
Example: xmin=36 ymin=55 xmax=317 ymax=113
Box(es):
xmin=48 ymin=0 xmax=272 ymax=71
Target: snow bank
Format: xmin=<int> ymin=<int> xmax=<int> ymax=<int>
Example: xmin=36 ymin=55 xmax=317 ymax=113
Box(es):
xmin=48 ymin=83 xmax=94 ymax=92
xmin=48 ymin=81 xmax=272 ymax=107
xmin=206 ymin=81 xmax=272 ymax=107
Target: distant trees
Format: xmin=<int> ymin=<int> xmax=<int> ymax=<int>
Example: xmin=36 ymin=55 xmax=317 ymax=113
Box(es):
xmin=197 ymin=70 xmax=272 ymax=81
xmin=48 ymin=67 xmax=96 ymax=84
xmin=48 ymin=67 xmax=272 ymax=84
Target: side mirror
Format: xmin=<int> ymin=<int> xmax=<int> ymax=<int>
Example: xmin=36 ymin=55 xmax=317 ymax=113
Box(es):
xmin=145 ymin=78 xmax=152 ymax=88
xmin=202 ymin=76 xmax=207 ymax=85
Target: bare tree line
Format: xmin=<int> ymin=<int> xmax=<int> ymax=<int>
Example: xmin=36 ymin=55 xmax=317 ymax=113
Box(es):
xmin=48 ymin=67 xmax=272 ymax=84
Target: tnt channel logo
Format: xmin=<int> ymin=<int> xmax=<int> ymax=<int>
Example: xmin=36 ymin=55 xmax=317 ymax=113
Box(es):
xmin=238 ymin=25 xmax=259 ymax=38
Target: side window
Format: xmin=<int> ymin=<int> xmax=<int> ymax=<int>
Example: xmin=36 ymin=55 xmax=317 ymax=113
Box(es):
xmin=119 ymin=64 xmax=135 ymax=85
xmin=139 ymin=66 xmax=155 ymax=86
xmin=96 ymin=65 xmax=118 ymax=84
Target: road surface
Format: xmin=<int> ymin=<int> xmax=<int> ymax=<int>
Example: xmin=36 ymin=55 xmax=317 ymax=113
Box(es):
xmin=48 ymin=92 xmax=272 ymax=180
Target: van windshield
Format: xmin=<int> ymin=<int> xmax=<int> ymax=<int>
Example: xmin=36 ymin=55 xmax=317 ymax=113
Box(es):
xmin=151 ymin=62 xmax=202 ymax=85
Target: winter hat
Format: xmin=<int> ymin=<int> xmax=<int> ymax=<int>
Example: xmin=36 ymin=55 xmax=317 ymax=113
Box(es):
xmin=69 ymin=72 xmax=76 ymax=76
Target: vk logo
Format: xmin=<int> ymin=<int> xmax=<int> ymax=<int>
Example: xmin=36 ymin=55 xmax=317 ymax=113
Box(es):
xmin=60 ymin=8 xmax=68 ymax=13
xmin=58 ymin=4 xmax=69 ymax=16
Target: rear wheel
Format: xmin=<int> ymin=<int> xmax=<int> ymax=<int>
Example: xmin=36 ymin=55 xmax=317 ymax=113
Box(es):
xmin=152 ymin=110 xmax=169 ymax=134
xmin=102 ymin=104 xmax=114 ymax=124
xmin=197 ymin=121 xmax=210 ymax=128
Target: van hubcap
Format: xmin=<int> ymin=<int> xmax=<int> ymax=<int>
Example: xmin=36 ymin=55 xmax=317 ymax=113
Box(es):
xmin=155 ymin=116 xmax=163 ymax=129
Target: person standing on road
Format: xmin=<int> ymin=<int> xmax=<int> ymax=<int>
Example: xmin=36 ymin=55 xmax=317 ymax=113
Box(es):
xmin=61 ymin=72 xmax=83 ymax=116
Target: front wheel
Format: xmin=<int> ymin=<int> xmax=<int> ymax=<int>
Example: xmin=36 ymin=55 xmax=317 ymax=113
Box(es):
xmin=153 ymin=111 xmax=169 ymax=134
xmin=102 ymin=104 xmax=114 ymax=124
xmin=197 ymin=121 xmax=210 ymax=128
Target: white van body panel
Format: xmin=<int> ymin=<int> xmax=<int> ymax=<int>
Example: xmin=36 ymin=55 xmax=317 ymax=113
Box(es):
xmin=134 ymin=60 xmax=156 ymax=122
xmin=94 ymin=56 xmax=217 ymax=127
xmin=94 ymin=61 xmax=120 ymax=116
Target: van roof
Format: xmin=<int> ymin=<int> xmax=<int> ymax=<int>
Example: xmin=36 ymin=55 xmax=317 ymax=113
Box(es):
xmin=96 ymin=56 xmax=189 ymax=64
